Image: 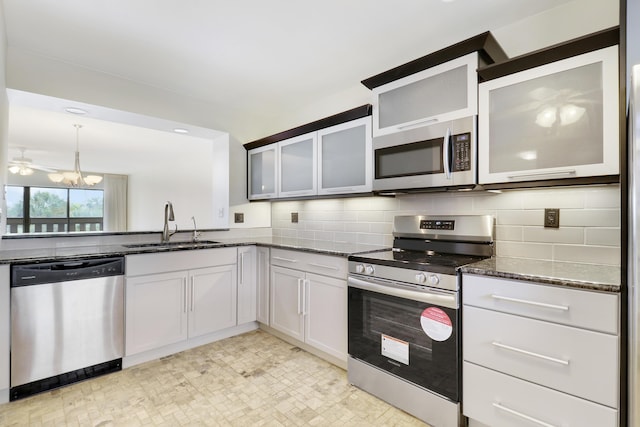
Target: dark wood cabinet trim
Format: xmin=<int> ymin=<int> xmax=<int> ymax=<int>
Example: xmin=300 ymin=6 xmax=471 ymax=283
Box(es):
xmin=361 ymin=31 xmax=507 ymax=90
xmin=478 ymin=175 xmax=620 ymax=191
xmin=478 ymin=26 xmax=620 ymax=82
xmin=243 ymin=104 xmax=372 ymax=151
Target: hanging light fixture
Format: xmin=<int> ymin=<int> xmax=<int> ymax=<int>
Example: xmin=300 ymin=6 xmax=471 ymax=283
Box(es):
xmin=48 ymin=124 xmax=103 ymax=187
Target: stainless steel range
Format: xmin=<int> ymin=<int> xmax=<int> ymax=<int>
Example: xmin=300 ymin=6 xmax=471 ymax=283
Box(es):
xmin=347 ymin=215 xmax=494 ymax=427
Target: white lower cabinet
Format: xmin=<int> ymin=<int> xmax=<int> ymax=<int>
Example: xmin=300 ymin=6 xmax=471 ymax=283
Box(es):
xmin=464 ymin=362 xmax=618 ymax=427
xmin=256 ymin=247 xmax=270 ymax=324
xmin=237 ymin=246 xmax=257 ymax=325
xmin=125 ymin=248 xmax=238 ymax=357
xmin=462 ymin=273 xmax=620 ymax=427
xmin=270 ymin=249 xmax=347 ymax=362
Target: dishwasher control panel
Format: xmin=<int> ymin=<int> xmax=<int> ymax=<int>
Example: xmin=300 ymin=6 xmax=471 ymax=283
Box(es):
xmin=11 ymin=257 xmax=125 ymax=286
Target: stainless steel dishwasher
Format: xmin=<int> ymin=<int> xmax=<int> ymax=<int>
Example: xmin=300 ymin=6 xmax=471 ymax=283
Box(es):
xmin=10 ymin=256 xmax=125 ymax=400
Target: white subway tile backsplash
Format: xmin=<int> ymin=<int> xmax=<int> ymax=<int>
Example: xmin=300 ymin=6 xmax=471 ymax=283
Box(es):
xmin=586 ymin=228 xmax=621 ymax=246
xmin=345 ymin=222 xmax=370 ymax=233
xmin=495 ymin=226 xmax=523 ymax=242
xmin=344 ymin=196 xmax=396 ymax=211
xmin=473 ymin=191 xmax=523 ymax=210
xmin=357 ymin=233 xmax=385 ymax=245
xmin=554 ymin=244 xmax=620 ymax=265
xmin=496 ymin=241 xmax=554 ymax=260
xmin=585 ymin=186 xmax=621 ymax=208
xmin=522 ymin=227 xmax=584 ymax=244
xmin=561 ymin=209 xmax=620 ymax=227
xmin=522 ymin=188 xmax=585 ymax=209
xmin=498 ymin=210 xmax=543 ymax=226
xmin=268 ymin=185 xmax=621 ymax=266
xmin=357 ymin=210 xmax=387 ymax=222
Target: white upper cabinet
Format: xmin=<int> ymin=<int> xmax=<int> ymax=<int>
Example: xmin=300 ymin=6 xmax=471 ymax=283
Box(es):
xmin=248 ymin=144 xmax=278 ymax=200
xmin=278 ymin=132 xmax=318 ymax=198
xmin=317 ymin=116 xmax=372 ymax=195
xmin=478 ymin=44 xmax=619 ymax=185
xmin=245 ymin=106 xmax=373 ymax=200
xmin=372 ymin=53 xmax=479 ymax=137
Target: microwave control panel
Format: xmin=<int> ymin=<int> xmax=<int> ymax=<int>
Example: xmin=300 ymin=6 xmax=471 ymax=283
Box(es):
xmin=452 ymin=132 xmax=471 ymax=172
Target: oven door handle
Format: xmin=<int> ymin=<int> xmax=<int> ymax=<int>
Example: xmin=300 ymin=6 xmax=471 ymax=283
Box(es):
xmin=348 ymin=276 xmax=458 ymax=309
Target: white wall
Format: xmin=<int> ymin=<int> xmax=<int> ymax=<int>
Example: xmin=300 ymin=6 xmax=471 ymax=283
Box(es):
xmin=272 ymin=186 xmax=621 ymax=266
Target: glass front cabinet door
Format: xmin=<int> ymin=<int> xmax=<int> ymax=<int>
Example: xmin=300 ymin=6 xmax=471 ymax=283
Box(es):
xmin=248 ymin=144 xmax=278 ymax=200
xmin=478 ymin=45 xmax=619 ymax=185
xmin=372 ymin=52 xmax=478 ymax=137
xmin=278 ymin=132 xmax=318 ymax=198
xmin=317 ymin=116 xmax=372 ymax=195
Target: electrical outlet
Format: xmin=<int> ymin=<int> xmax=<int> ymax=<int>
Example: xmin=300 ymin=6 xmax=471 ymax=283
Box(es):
xmin=291 ymin=212 xmax=299 ymax=223
xmin=234 ymin=213 xmax=244 ymax=223
xmin=544 ymin=208 xmax=560 ymax=228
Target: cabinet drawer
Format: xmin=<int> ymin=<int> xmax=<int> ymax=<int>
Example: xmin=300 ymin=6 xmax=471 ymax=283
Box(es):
xmin=126 ymin=247 xmax=237 ymax=276
xmin=463 ymin=306 xmax=619 ymax=408
xmin=463 ymin=362 xmax=618 ymax=427
xmin=271 ymin=248 xmax=347 ymax=279
xmin=463 ymin=274 xmax=619 ymax=334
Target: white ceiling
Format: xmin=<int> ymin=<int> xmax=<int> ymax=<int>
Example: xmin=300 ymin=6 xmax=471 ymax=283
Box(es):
xmin=1 ymin=0 xmax=597 ymax=169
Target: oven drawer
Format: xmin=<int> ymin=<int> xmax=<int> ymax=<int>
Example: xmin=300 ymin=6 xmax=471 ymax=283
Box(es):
xmin=462 ymin=274 xmax=619 ymax=334
xmin=463 ymin=362 xmax=618 ymax=427
xmin=271 ymin=248 xmax=347 ymax=279
xmin=463 ymin=306 xmax=619 ymax=408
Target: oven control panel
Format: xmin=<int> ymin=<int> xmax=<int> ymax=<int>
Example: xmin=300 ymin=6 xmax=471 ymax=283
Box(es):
xmin=420 ymin=219 xmax=455 ymax=230
xmin=349 ymin=262 xmax=458 ymax=291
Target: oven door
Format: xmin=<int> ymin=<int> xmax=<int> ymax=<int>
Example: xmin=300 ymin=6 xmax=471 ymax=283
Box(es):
xmin=372 ymin=116 xmax=476 ymax=192
xmin=348 ymin=275 xmax=460 ymax=402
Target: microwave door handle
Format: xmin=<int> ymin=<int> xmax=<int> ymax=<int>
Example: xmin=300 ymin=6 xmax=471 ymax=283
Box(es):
xmin=443 ymin=127 xmax=452 ymax=179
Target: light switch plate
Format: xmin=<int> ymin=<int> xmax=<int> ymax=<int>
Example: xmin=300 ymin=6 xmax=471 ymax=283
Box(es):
xmin=544 ymin=208 xmax=560 ymax=228
xmin=291 ymin=212 xmax=299 ymax=223
xmin=234 ymin=213 xmax=244 ymax=223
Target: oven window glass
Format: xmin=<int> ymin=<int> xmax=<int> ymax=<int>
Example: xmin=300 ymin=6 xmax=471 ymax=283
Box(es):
xmin=375 ymin=138 xmax=443 ymax=179
xmin=348 ymin=286 xmax=459 ymax=402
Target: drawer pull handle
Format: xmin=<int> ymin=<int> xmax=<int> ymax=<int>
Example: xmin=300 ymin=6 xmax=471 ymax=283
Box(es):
xmin=272 ymin=256 xmax=298 ymax=263
xmin=491 ymin=294 xmax=569 ymax=311
xmin=492 ymin=403 xmax=558 ymax=427
xmin=492 ymin=342 xmax=570 ymax=366
xmin=308 ymin=262 xmax=339 ymax=271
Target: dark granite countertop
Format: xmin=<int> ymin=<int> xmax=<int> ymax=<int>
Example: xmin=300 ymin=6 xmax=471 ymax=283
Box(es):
xmin=460 ymin=257 xmax=621 ymax=293
xmin=0 ymin=236 xmax=389 ymax=265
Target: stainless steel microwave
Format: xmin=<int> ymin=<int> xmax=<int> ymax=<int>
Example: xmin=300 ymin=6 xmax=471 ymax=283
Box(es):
xmin=373 ymin=116 xmax=476 ymax=192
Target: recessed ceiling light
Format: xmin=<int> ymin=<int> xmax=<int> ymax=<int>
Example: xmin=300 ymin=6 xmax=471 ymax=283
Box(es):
xmin=64 ymin=107 xmax=88 ymax=115
xmin=173 ymin=128 xmax=189 ymax=134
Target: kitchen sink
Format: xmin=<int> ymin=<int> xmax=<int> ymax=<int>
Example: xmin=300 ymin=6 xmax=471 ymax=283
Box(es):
xmin=123 ymin=240 xmax=221 ymax=249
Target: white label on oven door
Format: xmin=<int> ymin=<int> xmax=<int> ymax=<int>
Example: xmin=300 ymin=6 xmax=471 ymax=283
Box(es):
xmin=381 ymin=334 xmax=409 ymax=365
xmin=421 ymin=307 xmax=453 ymax=341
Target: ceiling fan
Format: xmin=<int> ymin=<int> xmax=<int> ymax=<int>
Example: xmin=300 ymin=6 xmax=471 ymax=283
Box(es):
xmin=8 ymin=147 xmax=57 ymax=176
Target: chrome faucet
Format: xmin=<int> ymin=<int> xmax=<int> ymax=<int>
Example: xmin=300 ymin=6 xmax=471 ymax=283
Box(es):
xmin=191 ymin=216 xmax=201 ymax=242
xmin=162 ymin=201 xmax=177 ymax=243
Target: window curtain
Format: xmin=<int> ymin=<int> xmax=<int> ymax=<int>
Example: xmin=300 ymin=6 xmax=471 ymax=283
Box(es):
xmin=103 ymin=174 xmax=128 ymax=232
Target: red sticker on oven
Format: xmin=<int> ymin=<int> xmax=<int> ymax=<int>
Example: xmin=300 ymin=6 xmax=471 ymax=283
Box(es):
xmin=420 ymin=307 xmax=453 ymax=341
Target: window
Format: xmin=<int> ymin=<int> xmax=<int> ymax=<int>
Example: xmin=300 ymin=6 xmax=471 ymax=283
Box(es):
xmin=6 ymin=186 xmax=104 ymax=234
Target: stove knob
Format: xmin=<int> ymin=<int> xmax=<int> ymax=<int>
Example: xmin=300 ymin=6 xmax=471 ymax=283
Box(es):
xmin=415 ymin=273 xmax=427 ymax=284
xmin=428 ymin=274 xmax=440 ymax=286
xmin=355 ymin=264 xmax=365 ymax=274
xmin=364 ymin=264 xmax=375 ymax=275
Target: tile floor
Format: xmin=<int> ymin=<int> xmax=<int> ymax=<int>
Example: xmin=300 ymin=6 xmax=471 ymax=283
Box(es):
xmin=0 ymin=330 xmax=428 ymax=426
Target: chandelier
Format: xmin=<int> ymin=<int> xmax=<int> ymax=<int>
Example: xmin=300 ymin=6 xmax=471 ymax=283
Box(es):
xmin=48 ymin=124 xmax=103 ymax=187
